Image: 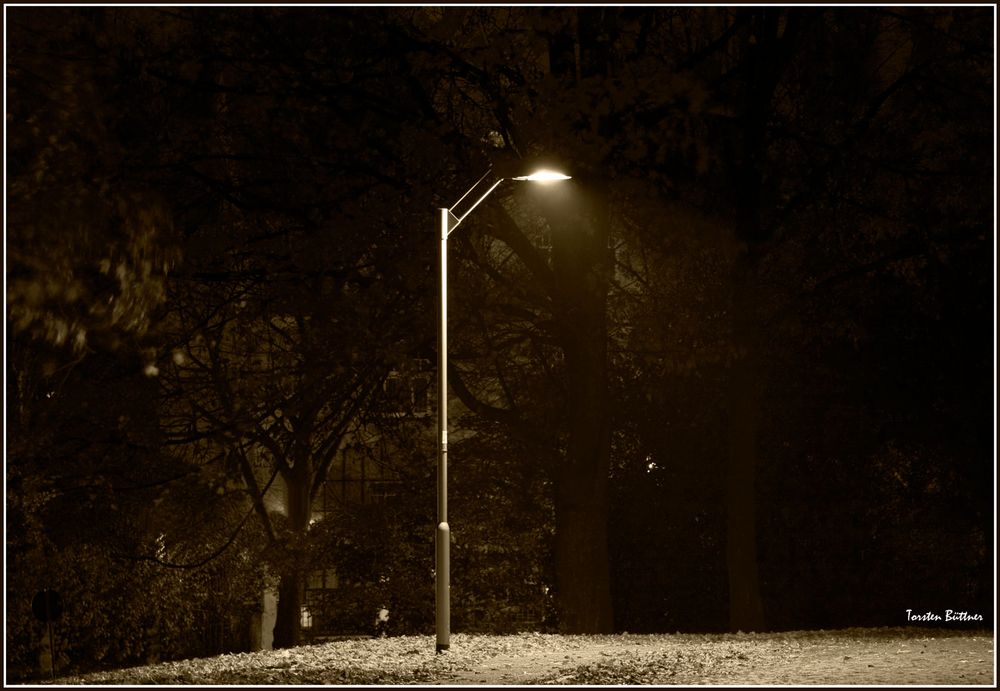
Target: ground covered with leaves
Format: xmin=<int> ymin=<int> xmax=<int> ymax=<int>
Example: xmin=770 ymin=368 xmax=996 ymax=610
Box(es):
xmin=48 ymin=627 xmax=992 ymax=685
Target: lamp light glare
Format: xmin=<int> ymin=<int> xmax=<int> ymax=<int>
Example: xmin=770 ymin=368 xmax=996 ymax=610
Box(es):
xmin=512 ymin=169 xmax=572 ymax=183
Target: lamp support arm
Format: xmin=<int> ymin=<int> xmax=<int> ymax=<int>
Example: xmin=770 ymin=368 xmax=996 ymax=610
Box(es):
xmin=449 ymin=177 xmax=505 ymax=233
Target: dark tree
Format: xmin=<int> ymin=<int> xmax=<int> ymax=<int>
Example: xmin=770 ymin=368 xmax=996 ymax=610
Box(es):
xmin=137 ymin=8 xmax=446 ymax=647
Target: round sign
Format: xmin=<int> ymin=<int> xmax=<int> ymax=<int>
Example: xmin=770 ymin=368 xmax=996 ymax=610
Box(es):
xmin=32 ymin=590 xmax=63 ymax=623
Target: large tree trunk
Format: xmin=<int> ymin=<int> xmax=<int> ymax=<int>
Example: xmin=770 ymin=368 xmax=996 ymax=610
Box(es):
xmin=554 ymin=408 xmax=613 ymax=633
xmin=549 ymin=178 xmax=614 ymax=633
xmin=722 ymin=9 xmax=792 ymax=633
xmin=726 ymin=174 xmax=769 ymax=631
xmin=553 ymin=321 xmax=613 ymax=633
xmin=272 ymin=461 xmax=311 ymax=649
xmin=272 ymin=571 xmax=302 ymax=650
xmin=725 ymin=344 xmax=766 ymax=632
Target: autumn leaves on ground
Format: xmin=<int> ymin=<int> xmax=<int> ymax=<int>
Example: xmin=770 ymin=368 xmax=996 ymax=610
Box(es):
xmin=50 ymin=628 xmax=993 ymax=686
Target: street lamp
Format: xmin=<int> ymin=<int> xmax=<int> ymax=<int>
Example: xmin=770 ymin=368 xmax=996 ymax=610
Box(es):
xmin=436 ymin=165 xmax=570 ymax=652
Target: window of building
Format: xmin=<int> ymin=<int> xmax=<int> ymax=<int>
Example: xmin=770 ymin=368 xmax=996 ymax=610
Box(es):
xmin=381 ymin=360 xmax=432 ymax=417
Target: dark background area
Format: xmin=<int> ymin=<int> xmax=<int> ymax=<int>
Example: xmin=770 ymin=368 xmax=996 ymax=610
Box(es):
xmin=5 ymin=5 xmax=993 ymax=680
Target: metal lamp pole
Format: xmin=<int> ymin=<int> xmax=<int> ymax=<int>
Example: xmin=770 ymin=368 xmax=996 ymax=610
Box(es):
xmin=436 ymin=167 xmax=570 ymax=653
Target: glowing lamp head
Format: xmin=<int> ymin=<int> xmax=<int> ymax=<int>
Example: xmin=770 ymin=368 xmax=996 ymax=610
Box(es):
xmin=511 ymin=169 xmax=572 ymax=183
